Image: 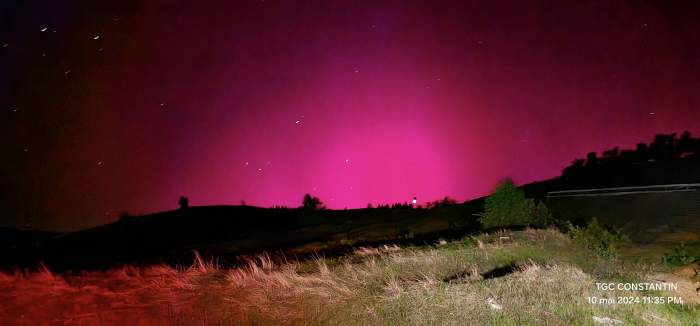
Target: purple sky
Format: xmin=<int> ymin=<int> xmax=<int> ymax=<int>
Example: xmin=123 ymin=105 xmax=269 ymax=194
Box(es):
xmin=3 ymin=0 xmax=700 ymax=230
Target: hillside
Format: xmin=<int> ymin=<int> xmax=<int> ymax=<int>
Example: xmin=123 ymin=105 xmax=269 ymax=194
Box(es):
xmin=522 ymin=132 xmax=700 ymax=197
xmin=2 ymin=228 xmax=698 ymax=324
xmin=3 ymin=201 xmax=485 ymax=271
xmin=4 ymin=132 xmax=700 ymax=272
xmin=3 ymin=133 xmax=700 ymax=323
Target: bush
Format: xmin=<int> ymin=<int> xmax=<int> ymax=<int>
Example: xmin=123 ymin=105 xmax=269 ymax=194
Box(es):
xmin=530 ymin=201 xmax=553 ymax=227
xmin=663 ymin=243 xmax=697 ymax=267
xmin=568 ymin=218 xmax=629 ymax=258
xmin=480 ymin=178 xmax=551 ymax=228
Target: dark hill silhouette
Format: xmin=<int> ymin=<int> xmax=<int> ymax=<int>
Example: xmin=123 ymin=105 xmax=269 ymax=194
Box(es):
xmin=522 ymin=131 xmax=700 ymax=197
xmin=3 ymin=131 xmax=700 ymax=271
xmin=521 ymin=131 xmax=700 ymax=241
xmin=2 ymin=202 xmax=483 ymax=271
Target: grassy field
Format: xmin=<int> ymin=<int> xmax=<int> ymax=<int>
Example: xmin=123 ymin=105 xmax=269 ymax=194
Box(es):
xmin=1 ymin=228 xmax=699 ymax=325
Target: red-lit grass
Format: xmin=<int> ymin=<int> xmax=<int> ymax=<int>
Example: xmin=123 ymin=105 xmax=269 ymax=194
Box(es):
xmin=0 ymin=251 xmax=355 ymax=325
xmin=2 ymin=229 xmax=699 ymax=325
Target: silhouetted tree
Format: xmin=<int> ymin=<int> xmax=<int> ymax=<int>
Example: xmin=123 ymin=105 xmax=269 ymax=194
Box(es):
xmin=635 ymin=143 xmax=648 ymax=159
xmin=427 ymin=196 xmax=458 ymax=209
xmin=585 ymin=152 xmax=599 ymax=166
xmin=602 ymin=147 xmax=619 ymax=161
xmin=178 ymin=196 xmax=189 ymax=210
xmin=390 ymin=202 xmax=413 ymax=209
xmin=119 ymin=211 xmax=133 ymax=222
xmin=558 ymin=131 xmax=700 ymax=188
xmin=650 ymin=133 xmax=676 ymax=161
xmin=562 ymin=158 xmax=585 ymax=177
xmin=678 ymin=131 xmax=694 ymax=158
xmin=302 ymin=194 xmax=324 ymax=210
xmin=440 ymin=196 xmax=457 ymax=205
xmin=617 ymin=149 xmax=635 ymax=164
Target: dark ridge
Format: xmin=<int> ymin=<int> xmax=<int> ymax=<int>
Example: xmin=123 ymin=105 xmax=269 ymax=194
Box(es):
xmin=3 ymin=132 xmax=700 ymax=272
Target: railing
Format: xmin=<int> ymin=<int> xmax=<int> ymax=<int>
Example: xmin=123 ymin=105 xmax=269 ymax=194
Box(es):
xmin=546 ymin=183 xmax=700 ymax=198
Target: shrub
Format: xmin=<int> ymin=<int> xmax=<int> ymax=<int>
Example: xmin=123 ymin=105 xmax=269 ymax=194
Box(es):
xmin=663 ymin=243 xmax=697 ymax=267
xmin=568 ymin=218 xmax=629 ymax=258
xmin=530 ymin=201 xmax=553 ymax=227
xmin=480 ymin=178 xmax=551 ymax=228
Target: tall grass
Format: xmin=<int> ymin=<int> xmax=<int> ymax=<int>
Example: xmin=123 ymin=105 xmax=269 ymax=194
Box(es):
xmin=1 ymin=229 xmax=698 ymax=325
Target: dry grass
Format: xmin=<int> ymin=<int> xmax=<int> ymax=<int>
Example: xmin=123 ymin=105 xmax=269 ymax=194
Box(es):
xmin=1 ymin=229 xmax=699 ymax=325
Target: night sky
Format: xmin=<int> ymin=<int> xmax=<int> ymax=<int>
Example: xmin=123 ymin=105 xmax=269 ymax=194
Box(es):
xmin=2 ymin=0 xmax=700 ymax=231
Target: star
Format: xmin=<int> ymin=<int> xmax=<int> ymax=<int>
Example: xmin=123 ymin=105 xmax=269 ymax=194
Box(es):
xmin=244 ymin=161 xmax=249 ymax=166
xmin=97 ymin=161 xmax=103 ymax=166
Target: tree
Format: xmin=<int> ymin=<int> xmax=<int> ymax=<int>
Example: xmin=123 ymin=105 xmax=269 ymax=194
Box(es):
xmin=601 ymin=147 xmax=619 ymax=161
xmin=635 ymin=143 xmax=649 ymax=162
xmin=678 ymin=131 xmax=693 ymax=157
xmin=650 ymin=133 xmax=676 ymax=161
xmin=427 ymin=196 xmax=458 ymax=209
xmin=118 ymin=211 xmax=133 ymax=222
xmin=585 ymin=152 xmax=599 ymax=166
xmin=179 ymin=196 xmax=189 ymax=210
xmin=562 ymin=158 xmax=585 ymax=176
xmin=480 ymin=178 xmax=550 ymax=228
xmin=302 ymin=193 xmax=324 ymax=210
